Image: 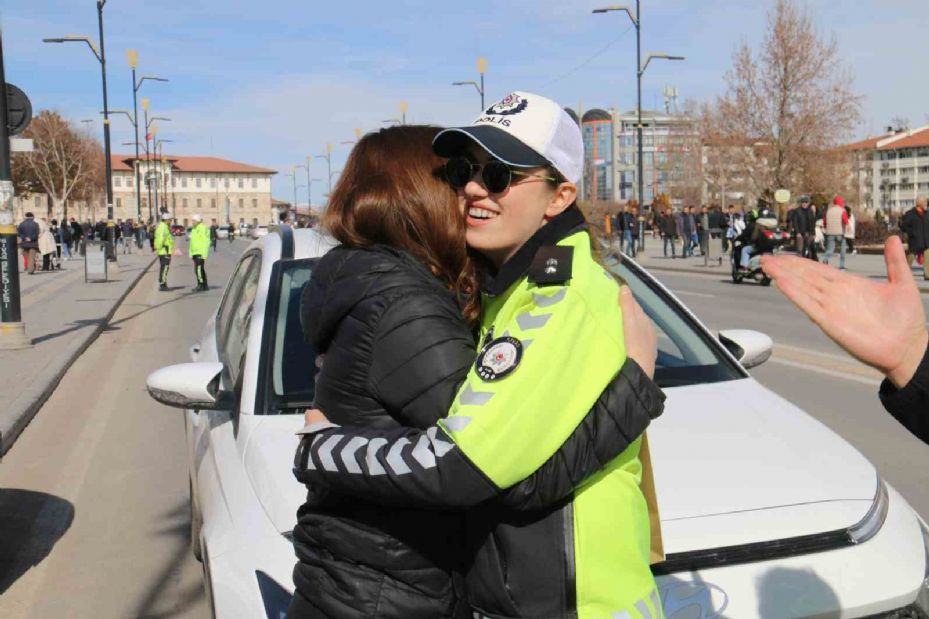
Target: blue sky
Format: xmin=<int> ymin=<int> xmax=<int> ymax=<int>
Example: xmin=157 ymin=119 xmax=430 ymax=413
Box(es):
xmin=3 ymin=0 xmax=927 ymax=204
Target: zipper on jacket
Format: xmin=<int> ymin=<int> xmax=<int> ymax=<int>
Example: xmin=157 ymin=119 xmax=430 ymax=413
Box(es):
xmin=562 ymin=500 xmax=577 ymax=614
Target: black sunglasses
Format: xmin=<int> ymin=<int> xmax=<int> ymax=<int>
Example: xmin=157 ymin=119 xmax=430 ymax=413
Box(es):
xmin=444 ymin=157 xmax=557 ymax=194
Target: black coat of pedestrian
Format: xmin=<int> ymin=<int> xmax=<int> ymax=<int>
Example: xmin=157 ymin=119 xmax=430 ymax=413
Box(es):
xmin=17 ymin=218 xmax=39 ymax=249
xmin=658 ymin=213 xmax=678 ymax=237
xmin=70 ymin=220 xmax=83 ymax=241
xmin=880 ymin=343 xmax=929 ymax=445
xmin=791 ymin=205 xmax=817 ymax=236
xmin=290 ymin=244 xmax=474 ymax=619
xmin=901 ymin=207 xmax=929 ymax=253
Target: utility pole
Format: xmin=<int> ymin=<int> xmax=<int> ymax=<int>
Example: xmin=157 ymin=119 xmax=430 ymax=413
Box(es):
xmin=0 ymin=30 xmax=31 ymax=349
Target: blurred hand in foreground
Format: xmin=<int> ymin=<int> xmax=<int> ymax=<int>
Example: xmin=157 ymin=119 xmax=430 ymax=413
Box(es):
xmin=761 ymin=236 xmax=927 ymax=388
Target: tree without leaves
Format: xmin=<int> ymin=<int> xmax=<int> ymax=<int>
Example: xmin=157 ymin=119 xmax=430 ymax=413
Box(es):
xmin=712 ymin=0 xmax=861 ymax=200
xmin=12 ymin=110 xmax=105 ymax=221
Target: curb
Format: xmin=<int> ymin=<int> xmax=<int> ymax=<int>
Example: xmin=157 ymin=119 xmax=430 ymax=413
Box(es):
xmin=641 ymin=263 xmax=929 ymax=295
xmin=0 ymin=256 xmax=158 ymax=457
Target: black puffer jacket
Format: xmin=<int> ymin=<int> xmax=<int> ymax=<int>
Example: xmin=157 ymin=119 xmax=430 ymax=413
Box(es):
xmin=288 ymin=244 xmax=476 ymax=619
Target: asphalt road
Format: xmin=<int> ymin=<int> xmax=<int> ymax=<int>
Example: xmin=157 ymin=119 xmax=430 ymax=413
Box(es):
xmin=652 ymin=269 xmax=929 ymax=519
xmin=0 ymin=240 xmax=248 ymax=618
xmin=0 ymin=241 xmax=927 ymax=618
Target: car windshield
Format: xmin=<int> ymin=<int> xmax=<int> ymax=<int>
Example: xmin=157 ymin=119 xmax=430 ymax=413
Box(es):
xmin=603 ymin=254 xmax=745 ymax=387
xmin=267 ymin=251 xmax=744 ymax=413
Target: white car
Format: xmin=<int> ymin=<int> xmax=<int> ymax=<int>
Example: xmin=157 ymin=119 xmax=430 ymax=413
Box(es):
xmin=216 ymin=226 xmax=231 ymax=240
xmin=250 ymin=225 xmax=269 ymax=239
xmin=146 ymin=228 xmax=929 ymax=618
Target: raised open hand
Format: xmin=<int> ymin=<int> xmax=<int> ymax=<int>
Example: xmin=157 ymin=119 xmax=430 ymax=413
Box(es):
xmin=761 ymin=236 xmax=928 ymax=387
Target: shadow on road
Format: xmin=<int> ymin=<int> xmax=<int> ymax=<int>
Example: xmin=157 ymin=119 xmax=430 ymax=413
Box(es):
xmin=0 ymin=489 xmax=74 ymax=595
xmin=130 ymin=500 xmax=205 ymax=618
xmin=106 ymin=289 xmax=201 ymax=329
xmin=31 ymin=318 xmax=107 ymax=345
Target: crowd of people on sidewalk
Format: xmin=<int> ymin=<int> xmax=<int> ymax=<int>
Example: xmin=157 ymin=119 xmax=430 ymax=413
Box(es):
xmin=607 ymin=193 xmax=929 ymax=279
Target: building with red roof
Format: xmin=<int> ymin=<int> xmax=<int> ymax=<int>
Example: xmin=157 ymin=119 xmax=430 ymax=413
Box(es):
xmin=110 ymin=154 xmax=280 ymax=225
xmin=844 ymin=127 xmax=929 ymax=212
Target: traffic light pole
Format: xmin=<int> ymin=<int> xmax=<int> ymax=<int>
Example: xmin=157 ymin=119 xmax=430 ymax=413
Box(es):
xmin=0 ymin=30 xmax=32 ymax=349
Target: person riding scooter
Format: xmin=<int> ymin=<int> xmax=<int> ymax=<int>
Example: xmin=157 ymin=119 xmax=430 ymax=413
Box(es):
xmin=736 ymin=197 xmax=778 ymax=270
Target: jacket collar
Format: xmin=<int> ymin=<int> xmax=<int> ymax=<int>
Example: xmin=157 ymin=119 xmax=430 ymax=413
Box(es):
xmin=481 ymin=205 xmax=587 ymax=297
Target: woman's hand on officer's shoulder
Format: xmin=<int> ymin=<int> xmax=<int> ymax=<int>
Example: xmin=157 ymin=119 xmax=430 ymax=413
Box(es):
xmin=620 ymin=286 xmax=658 ymax=379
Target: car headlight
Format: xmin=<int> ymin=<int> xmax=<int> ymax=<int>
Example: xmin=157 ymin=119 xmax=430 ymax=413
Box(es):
xmin=878 ymin=520 xmax=929 ymax=619
xmin=255 ymin=570 xmax=292 ymax=619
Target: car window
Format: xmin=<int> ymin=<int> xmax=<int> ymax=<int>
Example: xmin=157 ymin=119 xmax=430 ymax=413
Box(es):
xmin=223 ymin=259 xmax=261 ymax=386
xmin=268 ymin=259 xmax=319 ymax=411
xmin=604 ymin=254 xmax=745 ymax=387
xmin=216 ymin=254 xmax=257 ymax=346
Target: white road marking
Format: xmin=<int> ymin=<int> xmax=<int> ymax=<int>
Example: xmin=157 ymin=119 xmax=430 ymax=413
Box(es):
xmin=768 ymin=343 xmax=883 ymax=386
xmin=671 ymin=289 xmax=715 ymax=298
xmin=768 ymin=357 xmax=882 ymax=386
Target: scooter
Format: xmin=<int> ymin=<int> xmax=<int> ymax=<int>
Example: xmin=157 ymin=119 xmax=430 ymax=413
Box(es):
xmin=730 ymin=228 xmax=791 ymax=285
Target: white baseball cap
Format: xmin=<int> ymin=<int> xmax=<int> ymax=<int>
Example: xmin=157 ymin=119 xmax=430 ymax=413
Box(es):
xmin=433 ymin=91 xmax=583 ymax=184
xmin=192 ymin=214 xmax=203 ymax=222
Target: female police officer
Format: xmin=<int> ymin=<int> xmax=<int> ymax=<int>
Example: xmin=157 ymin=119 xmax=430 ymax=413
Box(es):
xmin=295 ymin=92 xmax=665 ymax=619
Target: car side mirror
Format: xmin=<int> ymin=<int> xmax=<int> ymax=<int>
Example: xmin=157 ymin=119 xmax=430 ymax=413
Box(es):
xmin=146 ymin=361 xmax=233 ymax=410
xmin=718 ymin=329 xmax=773 ymax=369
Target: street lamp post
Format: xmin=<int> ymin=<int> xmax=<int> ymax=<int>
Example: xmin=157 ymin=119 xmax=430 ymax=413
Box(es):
xmin=453 ymin=57 xmax=487 ymax=110
xmin=44 ymin=0 xmax=118 ymax=260
xmin=399 ymin=101 xmax=408 ymax=125
xmin=315 ymin=144 xmax=333 ymax=198
xmin=593 ymin=3 xmax=683 ymax=249
xmin=155 ymin=139 xmax=173 ymax=214
xmin=127 ymin=50 xmax=167 ymax=222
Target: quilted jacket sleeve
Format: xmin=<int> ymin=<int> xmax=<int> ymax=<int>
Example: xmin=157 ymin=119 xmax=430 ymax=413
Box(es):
xmin=879 ymin=342 xmax=929 ymax=445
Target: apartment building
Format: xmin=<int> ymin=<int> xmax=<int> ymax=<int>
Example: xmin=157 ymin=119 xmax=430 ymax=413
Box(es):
xmin=844 ymin=126 xmax=929 ymax=212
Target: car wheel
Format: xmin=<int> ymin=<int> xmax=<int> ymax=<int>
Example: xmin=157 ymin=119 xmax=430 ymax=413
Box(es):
xmin=189 ymin=479 xmax=203 ymax=562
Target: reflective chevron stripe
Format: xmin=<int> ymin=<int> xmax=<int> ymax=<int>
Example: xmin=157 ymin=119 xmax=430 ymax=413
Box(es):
xmin=411 ymin=434 xmax=436 ymax=469
xmin=459 ymin=384 xmax=493 ymax=406
xmin=516 ymin=311 xmax=552 ymax=331
xmin=365 ymin=438 xmax=388 ymax=476
xmin=443 ymin=416 xmax=472 ymax=432
xmin=532 ymin=287 xmax=567 ymax=307
xmin=339 ymin=436 xmax=368 ymax=474
xmin=386 ymin=438 xmax=412 ymax=475
xmin=318 ymin=434 xmax=342 ymax=472
xmin=426 ymin=426 xmax=455 ymax=457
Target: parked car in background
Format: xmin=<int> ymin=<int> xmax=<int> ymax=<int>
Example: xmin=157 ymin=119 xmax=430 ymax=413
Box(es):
xmin=170 ymin=224 xmax=185 ymax=237
xmin=250 ymin=225 xmax=269 ymax=239
xmin=216 ymin=226 xmax=231 ymax=240
xmin=144 ymin=227 xmax=929 ymax=619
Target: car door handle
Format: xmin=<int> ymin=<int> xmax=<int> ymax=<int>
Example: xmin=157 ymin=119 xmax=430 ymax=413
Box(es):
xmin=190 ymin=344 xmax=201 ymax=358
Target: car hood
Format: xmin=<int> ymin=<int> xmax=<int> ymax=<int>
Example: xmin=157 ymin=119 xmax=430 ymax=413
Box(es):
xmin=244 ymin=378 xmax=880 ymax=544
xmin=648 ymin=378 xmax=877 ymax=551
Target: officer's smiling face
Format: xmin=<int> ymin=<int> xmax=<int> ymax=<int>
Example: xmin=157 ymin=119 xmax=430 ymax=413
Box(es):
xmin=459 ymin=145 xmax=574 ymax=268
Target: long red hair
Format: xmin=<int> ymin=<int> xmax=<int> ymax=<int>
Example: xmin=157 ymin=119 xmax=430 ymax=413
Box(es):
xmin=322 ymin=125 xmax=480 ymax=325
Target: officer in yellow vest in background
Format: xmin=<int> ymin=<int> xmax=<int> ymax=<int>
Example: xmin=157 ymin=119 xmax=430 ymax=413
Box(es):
xmin=153 ymin=213 xmax=175 ymax=292
xmin=188 ymin=214 xmax=211 ymax=292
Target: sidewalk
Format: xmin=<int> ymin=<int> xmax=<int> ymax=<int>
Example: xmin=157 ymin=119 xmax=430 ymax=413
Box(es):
xmin=0 ymin=248 xmax=157 ymax=456
xmin=622 ymin=235 xmax=929 ymax=293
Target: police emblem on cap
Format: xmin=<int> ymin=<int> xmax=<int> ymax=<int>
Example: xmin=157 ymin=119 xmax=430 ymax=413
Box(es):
xmin=475 ymin=336 xmax=523 ymax=381
xmin=486 ymin=93 xmax=529 ymax=116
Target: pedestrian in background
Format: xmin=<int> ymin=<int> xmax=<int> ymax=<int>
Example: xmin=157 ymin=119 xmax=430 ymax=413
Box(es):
xmin=17 ymin=212 xmax=40 ymax=274
xmin=623 ymin=205 xmax=639 ymax=257
xmin=37 ymin=217 xmax=57 ymax=271
xmin=822 ymin=196 xmax=849 ymax=269
xmin=58 ymin=219 xmax=72 ymax=261
xmin=659 ymin=207 xmax=678 ymax=258
xmin=209 ymin=218 xmax=219 ymax=251
xmin=120 ymin=219 xmax=134 ymax=254
xmin=900 ymin=196 xmax=929 ymax=280
xmin=188 ymin=214 xmax=210 ymax=292
xmin=790 ymin=195 xmax=818 ymax=261
xmin=154 ymin=214 xmax=175 ymax=291
xmin=680 ymin=206 xmax=695 ymax=257
xmin=844 ymin=205 xmax=857 ymax=255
